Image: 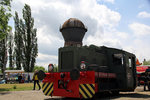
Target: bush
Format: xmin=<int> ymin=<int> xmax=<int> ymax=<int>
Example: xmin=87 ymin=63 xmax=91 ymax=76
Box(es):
xmin=13 ymin=85 xmax=17 ymax=89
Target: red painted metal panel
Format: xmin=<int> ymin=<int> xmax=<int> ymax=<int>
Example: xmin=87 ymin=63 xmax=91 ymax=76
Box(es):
xmin=136 ymin=66 xmax=149 ymax=73
xmin=42 ymin=71 xmax=95 ymax=98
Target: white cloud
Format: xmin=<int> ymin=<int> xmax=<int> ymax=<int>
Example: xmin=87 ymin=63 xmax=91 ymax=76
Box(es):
xmin=129 ymin=22 xmax=150 ymax=36
xmin=36 ymin=53 xmax=58 ymax=70
xmin=116 ymin=32 xmax=128 ymax=39
xmin=11 ymin=0 xmax=121 ymax=49
xmin=127 ymin=22 xmax=150 ymax=62
xmin=133 ymin=39 xmax=150 ymax=62
xmin=97 ymin=0 xmax=114 ymax=4
xmin=84 ymin=29 xmax=125 ymax=49
xmin=138 ymin=11 xmax=150 ymax=18
xmin=10 ymin=0 xmax=150 ymax=68
xmin=37 ymin=53 xmax=57 ymax=62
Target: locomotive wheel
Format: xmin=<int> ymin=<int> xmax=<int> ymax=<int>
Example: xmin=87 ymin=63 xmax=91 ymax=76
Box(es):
xmin=37 ymin=70 xmax=46 ymax=80
xmin=70 ymin=69 xmax=80 ymax=80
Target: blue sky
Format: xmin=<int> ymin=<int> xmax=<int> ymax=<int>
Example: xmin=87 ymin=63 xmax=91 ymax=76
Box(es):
xmin=101 ymin=0 xmax=150 ymax=32
xmin=10 ymin=0 xmax=150 ymax=69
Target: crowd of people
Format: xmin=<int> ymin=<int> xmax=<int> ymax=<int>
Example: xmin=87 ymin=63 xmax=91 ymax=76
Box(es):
xmin=1 ymin=70 xmax=41 ymax=90
xmin=17 ymin=74 xmax=31 ymax=83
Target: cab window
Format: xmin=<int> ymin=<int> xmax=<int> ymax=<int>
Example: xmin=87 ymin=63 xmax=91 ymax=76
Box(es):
xmin=113 ymin=54 xmax=123 ymax=65
xmin=128 ymin=57 xmax=132 ymax=68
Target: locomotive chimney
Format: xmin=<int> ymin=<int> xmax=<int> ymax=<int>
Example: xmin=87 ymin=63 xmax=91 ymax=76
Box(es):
xmin=60 ymin=18 xmax=87 ymax=47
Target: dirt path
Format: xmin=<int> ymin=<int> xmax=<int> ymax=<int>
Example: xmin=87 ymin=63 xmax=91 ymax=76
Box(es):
xmin=0 ymin=86 xmax=150 ymax=100
xmin=0 ymin=90 xmax=51 ymax=100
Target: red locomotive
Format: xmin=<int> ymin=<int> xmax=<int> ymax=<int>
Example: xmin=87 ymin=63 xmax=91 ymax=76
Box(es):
xmin=136 ymin=65 xmax=150 ymax=85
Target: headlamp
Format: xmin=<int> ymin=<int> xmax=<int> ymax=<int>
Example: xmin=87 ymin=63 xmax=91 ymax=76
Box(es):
xmin=48 ymin=64 xmax=54 ymax=72
xmin=80 ymin=61 xmax=86 ymax=69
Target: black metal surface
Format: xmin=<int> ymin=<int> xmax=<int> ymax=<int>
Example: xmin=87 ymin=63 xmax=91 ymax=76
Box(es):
xmin=70 ymin=69 xmax=80 ymax=80
xmin=38 ymin=70 xmax=46 ymax=80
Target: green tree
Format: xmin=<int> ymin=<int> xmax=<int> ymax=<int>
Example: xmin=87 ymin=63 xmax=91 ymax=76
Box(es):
xmin=14 ymin=12 xmax=24 ymax=70
xmin=143 ymin=59 xmax=150 ymax=65
xmin=53 ymin=64 xmax=58 ymax=72
xmin=0 ymin=38 xmax=8 ymax=77
xmin=22 ymin=4 xmax=38 ymax=72
xmin=8 ymin=30 xmax=14 ymax=69
xmin=34 ymin=65 xmax=47 ymax=72
xmin=0 ymin=0 xmax=12 ymax=79
xmin=0 ymin=0 xmax=12 ymax=40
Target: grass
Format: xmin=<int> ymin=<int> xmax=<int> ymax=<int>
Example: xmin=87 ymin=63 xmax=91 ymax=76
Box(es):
xmin=0 ymin=83 xmax=42 ymax=92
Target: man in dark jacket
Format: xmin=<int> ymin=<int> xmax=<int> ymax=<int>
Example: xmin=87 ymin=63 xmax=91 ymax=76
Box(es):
xmin=33 ymin=70 xmax=41 ymax=90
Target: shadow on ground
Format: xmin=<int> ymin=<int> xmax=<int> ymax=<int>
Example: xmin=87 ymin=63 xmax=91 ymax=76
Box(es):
xmin=0 ymin=90 xmax=10 ymax=96
xmin=44 ymin=92 xmax=150 ymax=100
xmin=113 ymin=93 xmax=150 ymax=99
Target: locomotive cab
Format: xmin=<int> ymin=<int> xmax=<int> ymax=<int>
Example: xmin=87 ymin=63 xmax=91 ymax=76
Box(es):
xmin=59 ymin=45 xmax=108 ymax=72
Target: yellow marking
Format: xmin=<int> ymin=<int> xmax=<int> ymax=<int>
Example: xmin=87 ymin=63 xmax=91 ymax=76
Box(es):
xmin=80 ymin=84 xmax=92 ymax=98
xmin=86 ymin=84 xmax=95 ymax=94
xmin=92 ymin=84 xmax=95 ymax=87
xmin=79 ymin=88 xmax=87 ymax=98
xmin=44 ymin=83 xmax=53 ymax=95
xmin=47 ymin=87 xmax=53 ymax=96
xmin=42 ymin=83 xmax=48 ymax=91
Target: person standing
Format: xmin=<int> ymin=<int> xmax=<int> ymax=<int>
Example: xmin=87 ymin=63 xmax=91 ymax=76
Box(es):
xmin=28 ymin=74 xmax=30 ymax=83
xmin=144 ymin=67 xmax=150 ymax=91
xmin=33 ymin=70 xmax=41 ymax=90
xmin=18 ymin=74 xmax=22 ymax=83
